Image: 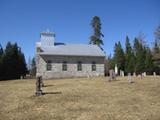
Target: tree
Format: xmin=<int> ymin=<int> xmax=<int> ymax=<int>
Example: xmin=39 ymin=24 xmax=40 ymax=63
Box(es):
xmin=113 ymin=41 xmax=125 ymax=73
xmin=152 ymin=25 xmax=160 ymax=74
xmin=0 ymin=44 xmax=4 ymax=79
xmin=124 ymin=36 xmax=135 ymax=73
xmin=17 ymin=48 xmax=27 ymax=77
xmin=108 ymin=54 xmax=114 ymax=70
xmin=154 ymin=25 xmax=160 ymax=46
xmin=90 ymin=16 xmax=104 ymax=47
xmin=31 ymin=57 xmax=36 ymax=76
xmin=133 ymin=38 xmax=146 ymax=74
xmin=1 ymin=42 xmax=27 ymax=80
xmin=0 ymin=44 xmax=3 ymax=56
xmin=3 ymin=42 xmax=18 ymax=79
xmin=27 ymin=56 xmax=32 ymax=74
xmin=145 ymin=47 xmax=153 ymax=74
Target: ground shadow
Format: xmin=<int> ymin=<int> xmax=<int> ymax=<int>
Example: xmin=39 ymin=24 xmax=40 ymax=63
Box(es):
xmin=43 ymin=92 xmax=62 ymax=95
xmin=43 ymin=84 xmax=55 ymax=87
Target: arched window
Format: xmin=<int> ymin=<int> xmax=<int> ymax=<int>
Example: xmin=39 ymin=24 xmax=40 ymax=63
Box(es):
xmin=62 ymin=61 xmax=67 ymax=71
xmin=77 ymin=61 xmax=82 ymax=71
xmin=46 ymin=60 xmax=52 ymax=71
xmin=92 ymin=61 xmax=96 ymax=71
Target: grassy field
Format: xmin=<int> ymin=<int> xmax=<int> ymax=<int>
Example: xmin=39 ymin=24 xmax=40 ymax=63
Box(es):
xmin=0 ymin=76 xmax=160 ymax=120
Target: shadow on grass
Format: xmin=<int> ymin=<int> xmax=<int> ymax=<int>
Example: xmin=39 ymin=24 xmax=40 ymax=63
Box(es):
xmin=43 ymin=92 xmax=62 ymax=95
xmin=43 ymin=84 xmax=55 ymax=87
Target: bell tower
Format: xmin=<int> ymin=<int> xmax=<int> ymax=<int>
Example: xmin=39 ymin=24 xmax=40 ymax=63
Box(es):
xmin=40 ymin=30 xmax=55 ymax=46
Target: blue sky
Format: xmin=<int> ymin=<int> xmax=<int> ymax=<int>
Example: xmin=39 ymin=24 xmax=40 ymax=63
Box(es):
xmin=0 ymin=0 xmax=160 ymax=62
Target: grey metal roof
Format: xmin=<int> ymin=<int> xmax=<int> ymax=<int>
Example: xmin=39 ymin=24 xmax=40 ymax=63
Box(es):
xmin=38 ymin=44 xmax=106 ymax=57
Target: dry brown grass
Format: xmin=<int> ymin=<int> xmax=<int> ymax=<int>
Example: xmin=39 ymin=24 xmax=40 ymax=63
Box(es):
xmin=0 ymin=76 xmax=160 ymax=120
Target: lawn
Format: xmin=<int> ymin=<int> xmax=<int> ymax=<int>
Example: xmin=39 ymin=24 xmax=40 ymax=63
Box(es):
xmin=0 ymin=76 xmax=160 ymax=120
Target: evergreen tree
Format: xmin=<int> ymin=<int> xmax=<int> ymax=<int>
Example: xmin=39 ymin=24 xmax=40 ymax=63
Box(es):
xmin=3 ymin=42 xmax=19 ymax=79
xmin=27 ymin=56 xmax=32 ymax=75
xmin=154 ymin=25 xmax=160 ymax=46
xmin=1 ymin=42 xmax=27 ymax=80
xmin=145 ymin=47 xmax=153 ymax=74
xmin=0 ymin=44 xmax=4 ymax=79
xmin=133 ymin=38 xmax=145 ymax=74
xmin=17 ymin=48 xmax=27 ymax=77
xmin=90 ymin=16 xmax=104 ymax=47
xmin=107 ymin=54 xmax=115 ymax=70
xmin=152 ymin=42 xmax=160 ymax=74
xmin=113 ymin=41 xmax=125 ymax=73
xmin=31 ymin=57 xmax=36 ymax=76
xmin=124 ymin=36 xmax=135 ymax=73
xmin=0 ymin=44 xmax=3 ymax=56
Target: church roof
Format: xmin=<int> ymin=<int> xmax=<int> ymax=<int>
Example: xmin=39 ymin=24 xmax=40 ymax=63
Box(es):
xmin=38 ymin=44 xmax=106 ymax=57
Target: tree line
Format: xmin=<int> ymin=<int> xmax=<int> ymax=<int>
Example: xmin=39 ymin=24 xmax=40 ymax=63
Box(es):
xmin=108 ymin=28 xmax=160 ymax=75
xmin=89 ymin=16 xmax=160 ymax=75
xmin=0 ymin=42 xmax=27 ymax=80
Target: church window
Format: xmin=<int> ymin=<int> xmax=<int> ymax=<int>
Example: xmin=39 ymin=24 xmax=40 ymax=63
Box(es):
xmin=77 ymin=61 xmax=82 ymax=71
xmin=62 ymin=61 xmax=67 ymax=71
xmin=46 ymin=60 xmax=52 ymax=71
xmin=92 ymin=61 xmax=96 ymax=71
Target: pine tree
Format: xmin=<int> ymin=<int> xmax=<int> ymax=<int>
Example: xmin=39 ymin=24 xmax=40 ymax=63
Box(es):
xmin=124 ymin=36 xmax=135 ymax=73
xmin=17 ymin=48 xmax=27 ymax=77
xmin=0 ymin=44 xmax=4 ymax=80
xmin=31 ymin=57 xmax=36 ymax=76
xmin=90 ymin=16 xmax=104 ymax=47
xmin=152 ymin=42 xmax=160 ymax=74
xmin=145 ymin=47 xmax=153 ymax=74
xmin=107 ymin=54 xmax=115 ymax=71
xmin=154 ymin=25 xmax=160 ymax=46
xmin=2 ymin=42 xmax=27 ymax=80
xmin=3 ymin=42 xmax=19 ymax=79
xmin=133 ymin=38 xmax=145 ymax=74
xmin=113 ymin=41 xmax=125 ymax=73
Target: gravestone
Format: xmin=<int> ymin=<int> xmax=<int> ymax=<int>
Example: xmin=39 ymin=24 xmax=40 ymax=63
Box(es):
xmin=153 ymin=72 xmax=156 ymax=76
xmin=115 ymin=64 xmax=118 ymax=75
xmin=41 ymin=76 xmax=44 ymax=87
xmin=108 ymin=69 xmax=116 ymax=82
xmin=35 ymin=76 xmax=43 ymax=96
xmin=153 ymin=72 xmax=156 ymax=80
xmin=143 ymin=72 xmax=146 ymax=77
xmin=133 ymin=72 xmax=136 ymax=77
xmin=128 ymin=73 xmax=134 ymax=83
xmin=120 ymin=70 xmax=124 ymax=77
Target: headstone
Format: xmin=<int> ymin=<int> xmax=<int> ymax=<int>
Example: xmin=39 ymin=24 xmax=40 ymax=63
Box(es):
xmin=128 ymin=73 xmax=134 ymax=83
xmin=40 ymin=76 xmax=44 ymax=87
xmin=108 ymin=69 xmax=116 ymax=82
xmin=133 ymin=72 xmax=136 ymax=77
xmin=122 ymin=71 xmax=124 ymax=77
xmin=138 ymin=74 xmax=143 ymax=79
xmin=112 ymin=71 xmax=116 ymax=80
xmin=37 ymin=73 xmax=44 ymax=87
xmin=115 ymin=64 xmax=118 ymax=75
xmin=120 ymin=70 xmax=124 ymax=77
xmin=143 ymin=72 xmax=146 ymax=77
xmin=20 ymin=76 xmax=23 ymax=80
xmin=35 ymin=76 xmax=43 ymax=96
xmin=153 ymin=72 xmax=156 ymax=76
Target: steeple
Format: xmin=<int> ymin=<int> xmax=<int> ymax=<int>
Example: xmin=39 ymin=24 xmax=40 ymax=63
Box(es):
xmin=40 ymin=29 xmax=55 ymax=46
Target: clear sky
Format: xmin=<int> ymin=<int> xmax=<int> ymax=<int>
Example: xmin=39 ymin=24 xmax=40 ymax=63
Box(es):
xmin=0 ymin=0 xmax=160 ymax=62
